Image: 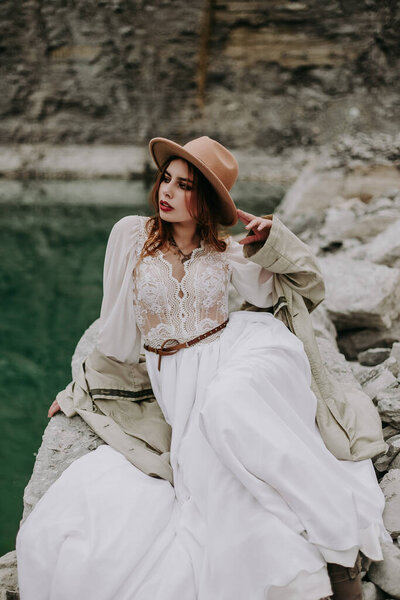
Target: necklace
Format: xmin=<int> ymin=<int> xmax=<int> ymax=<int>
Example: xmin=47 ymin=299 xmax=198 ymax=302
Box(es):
xmin=169 ymin=236 xmax=200 ymax=264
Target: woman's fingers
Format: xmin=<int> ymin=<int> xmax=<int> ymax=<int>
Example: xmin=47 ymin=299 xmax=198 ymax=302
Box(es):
xmin=236 ymin=208 xmax=255 ymax=224
xmin=245 ymin=218 xmax=261 ymax=231
xmin=48 ymin=400 xmax=60 ymax=418
xmin=239 ymin=234 xmax=259 ymax=245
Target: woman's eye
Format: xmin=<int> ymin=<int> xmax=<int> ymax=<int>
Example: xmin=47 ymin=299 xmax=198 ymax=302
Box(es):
xmin=162 ymin=175 xmax=170 ymax=183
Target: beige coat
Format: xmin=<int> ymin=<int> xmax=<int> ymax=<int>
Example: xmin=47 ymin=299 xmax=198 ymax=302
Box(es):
xmin=57 ymin=215 xmax=386 ymax=483
xmin=243 ymin=215 xmax=387 ymax=461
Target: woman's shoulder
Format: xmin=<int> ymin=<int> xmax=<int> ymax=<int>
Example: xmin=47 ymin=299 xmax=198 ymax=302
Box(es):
xmin=107 ymin=215 xmax=149 ymax=255
xmin=111 ymin=214 xmax=148 ymax=235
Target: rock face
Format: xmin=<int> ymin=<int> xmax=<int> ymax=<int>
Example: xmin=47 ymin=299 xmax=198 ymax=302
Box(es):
xmin=319 ymin=256 xmax=400 ymax=330
xmin=0 ymin=1 xmax=399 ymax=151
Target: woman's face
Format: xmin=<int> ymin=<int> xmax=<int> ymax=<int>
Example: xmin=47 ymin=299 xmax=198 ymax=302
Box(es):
xmin=158 ymin=159 xmax=197 ymax=226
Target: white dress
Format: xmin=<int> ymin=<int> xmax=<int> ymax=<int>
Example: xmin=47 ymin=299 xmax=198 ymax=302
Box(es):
xmin=17 ymin=216 xmax=387 ymax=600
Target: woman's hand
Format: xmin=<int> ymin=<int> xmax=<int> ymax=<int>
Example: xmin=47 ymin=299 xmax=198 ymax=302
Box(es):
xmin=237 ymin=209 xmax=272 ymax=245
xmin=48 ymin=400 xmax=61 ymax=418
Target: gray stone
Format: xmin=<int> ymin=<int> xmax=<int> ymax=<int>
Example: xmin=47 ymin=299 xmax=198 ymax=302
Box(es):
xmin=0 ymin=552 xmax=18 ymax=599
xmin=71 ymin=319 xmax=100 ymax=380
xmin=358 ymin=348 xmax=392 ymax=366
xmin=319 ymin=256 xmax=400 ymax=330
xmin=368 ymin=542 xmax=400 ymax=598
xmin=358 ymin=359 xmax=399 ymax=402
xmin=380 ymin=469 xmax=400 ymax=538
xmin=310 ymin=304 xmax=337 ymax=344
xmin=21 ymin=415 xmax=104 ymax=522
xmin=391 ymin=343 xmax=400 ymax=367
xmin=362 ymin=581 xmax=385 ymax=600
xmin=376 ymin=387 xmax=400 ymax=428
xmin=383 ymin=426 xmax=400 ymax=441
xmin=338 ymin=321 xmax=400 ymax=360
xmin=362 ymin=219 xmax=400 ymax=268
xmin=374 ymin=435 xmax=400 ymax=473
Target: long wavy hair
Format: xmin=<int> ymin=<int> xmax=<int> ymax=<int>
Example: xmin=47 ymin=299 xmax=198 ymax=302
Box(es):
xmin=139 ymin=157 xmax=229 ymax=260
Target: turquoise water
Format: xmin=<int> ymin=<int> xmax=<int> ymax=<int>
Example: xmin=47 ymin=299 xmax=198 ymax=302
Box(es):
xmin=0 ymin=179 xmax=286 ymax=555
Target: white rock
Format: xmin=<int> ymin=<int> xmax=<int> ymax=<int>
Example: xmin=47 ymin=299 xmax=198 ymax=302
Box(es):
xmin=310 ymin=304 xmax=337 ymax=343
xmin=362 ymin=580 xmax=385 ymax=600
xmin=0 ymin=551 xmax=18 ymax=598
xmin=358 ymin=358 xmax=399 ymax=401
xmin=362 ymin=219 xmax=400 ymax=268
xmin=391 ymin=343 xmax=400 ymax=367
xmin=71 ymin=319 xmax=100 ymax=380
xmin=319 ymin=256 xmax=400 ymax=330
xmin=21 ymin=415 xmax=104 ymax=522
xmin=368 ymin=542 xmax=400 ymax=598
xmin=380 ymin=469 xmax=400 ymax=538
xmin=376 ymin=387 xmax=400 ymax=428
xmin=374 ymin=435 xmax=400 ymax=473
xmin=277 ymin=161 xmax=344 ymax=226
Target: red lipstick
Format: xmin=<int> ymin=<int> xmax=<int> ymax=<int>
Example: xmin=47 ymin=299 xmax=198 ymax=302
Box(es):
xmin=160 ymin=200 xmax=173 ymax=212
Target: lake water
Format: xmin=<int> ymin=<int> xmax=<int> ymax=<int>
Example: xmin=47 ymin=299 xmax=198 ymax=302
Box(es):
xmin=0 ymin=179 xmax=286 ymax=555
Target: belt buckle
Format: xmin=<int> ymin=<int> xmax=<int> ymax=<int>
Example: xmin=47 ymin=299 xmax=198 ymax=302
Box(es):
xmin=160 ymin=338 xmax=180 ymax=355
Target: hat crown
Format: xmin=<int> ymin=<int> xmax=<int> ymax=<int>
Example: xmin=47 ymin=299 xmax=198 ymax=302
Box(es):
xmin=182 ymin=136 xmax=238 ymax=192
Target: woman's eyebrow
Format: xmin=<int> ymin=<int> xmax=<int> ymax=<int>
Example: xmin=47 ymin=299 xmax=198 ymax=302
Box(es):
xmin=165 ymin=170 xmax=194 ymax=185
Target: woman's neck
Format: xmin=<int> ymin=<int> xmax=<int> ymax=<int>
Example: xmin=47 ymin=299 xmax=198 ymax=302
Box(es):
xmin=170 ymin=223 xmax=200 ymax=250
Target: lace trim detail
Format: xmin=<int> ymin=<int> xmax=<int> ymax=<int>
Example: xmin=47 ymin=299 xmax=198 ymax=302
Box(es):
xmin=133 ymin=219 xmax=231 ymax=348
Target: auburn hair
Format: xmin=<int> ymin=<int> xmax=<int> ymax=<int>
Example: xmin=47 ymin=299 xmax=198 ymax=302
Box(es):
xmin=139 ymin=157 xmax=228 ymax=260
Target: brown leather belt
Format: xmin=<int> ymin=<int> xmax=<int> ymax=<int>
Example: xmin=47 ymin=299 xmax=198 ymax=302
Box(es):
xmin=144 ymin=319 xmax=229 ymax=371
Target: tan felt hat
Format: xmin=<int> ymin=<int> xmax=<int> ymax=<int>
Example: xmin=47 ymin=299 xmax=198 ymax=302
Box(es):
xmin=149 ymin=136 xmax=239 ymax=226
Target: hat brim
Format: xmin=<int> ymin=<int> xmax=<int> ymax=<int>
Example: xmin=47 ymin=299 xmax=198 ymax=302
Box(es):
xmin=149 ymin=137 xmax=238 ymax=227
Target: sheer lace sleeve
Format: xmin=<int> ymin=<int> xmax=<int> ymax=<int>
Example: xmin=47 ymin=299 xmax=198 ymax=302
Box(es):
xmin=97 ymin=215 xmax=145 ymax=363
xmin=226 ymin=237 xmax=273 ymax=308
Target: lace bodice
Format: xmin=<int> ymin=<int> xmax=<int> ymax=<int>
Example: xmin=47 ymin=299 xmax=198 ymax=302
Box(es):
xmin=97 ymin=215 xmax=273 ymax=363
xmin=133 ymin=219 xmax=231 ymax=347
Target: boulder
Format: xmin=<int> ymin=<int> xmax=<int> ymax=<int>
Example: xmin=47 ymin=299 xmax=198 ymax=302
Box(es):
xmin=374 ymin=435 xmax=400 ymax=473
xmin=362 ymin=580 xmax=385 ymax=600
xmin=380 ymin=469 xmax=400 ymax=538
xmin=21 ymin=414 xmax=104 ymax=522
xmin=391 ymin=343 xmax=400 ymax=366
xmin=310 ymin=304 xmax=337 ymax=344
xmin=368 ymin=543 xmax=400 ymax=598
xmin=376 ymin=387 xmax=400 ymax=429
xmin=358 ymin=348 xmax=392 ymax=366
xmin=338 ymin=321 xmax=400 ymax=360
xmin=277 ymin=162 xmax=345 ymax=226
xmin=319 ymin=256 xmax=400 ymax=330
xmin=319 ymin=197 xmax=398 ymax=247
xmin=357 ymin=358 xmax=398 ymax=402
xmin=359 ymin=219 xmax=400 ymax=268
xmin=0 ymin=552 xmax=18 ymax=600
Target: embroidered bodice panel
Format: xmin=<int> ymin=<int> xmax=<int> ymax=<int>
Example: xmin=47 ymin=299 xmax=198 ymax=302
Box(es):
xmin=133 ymin=221 xmax=232 ymax=347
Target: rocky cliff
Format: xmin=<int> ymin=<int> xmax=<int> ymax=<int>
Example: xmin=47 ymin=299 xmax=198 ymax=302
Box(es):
xmin=1 ymin=0 xmax=399 ymax=150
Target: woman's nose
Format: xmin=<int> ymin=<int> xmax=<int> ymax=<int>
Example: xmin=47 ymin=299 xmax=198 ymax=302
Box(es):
xmin=164 ymin=181 xmax=173 ymax=197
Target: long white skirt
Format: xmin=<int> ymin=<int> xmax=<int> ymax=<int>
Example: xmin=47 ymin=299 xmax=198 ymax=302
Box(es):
xmin=17 ymin=312 xmax=387 ymax=600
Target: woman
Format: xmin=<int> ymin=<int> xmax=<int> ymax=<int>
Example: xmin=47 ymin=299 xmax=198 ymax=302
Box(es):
xmin=17 ymin=136 xmax=388 ymax=600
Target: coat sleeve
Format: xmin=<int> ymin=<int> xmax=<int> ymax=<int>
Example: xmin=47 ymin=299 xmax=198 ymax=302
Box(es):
xmin=97 ymin=215 xmax=143 ymax=363
xmin=242 ymin=215 xmax=325 ymax=313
